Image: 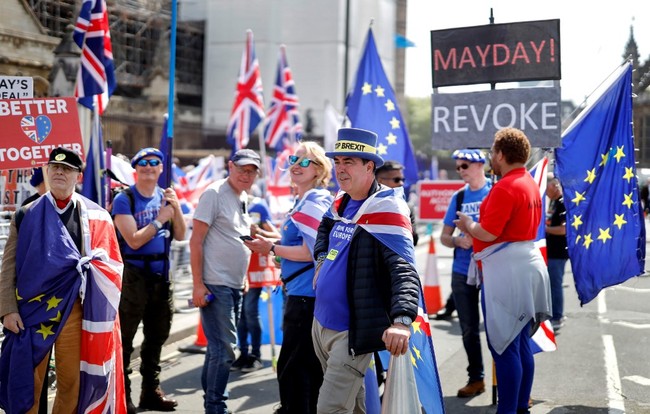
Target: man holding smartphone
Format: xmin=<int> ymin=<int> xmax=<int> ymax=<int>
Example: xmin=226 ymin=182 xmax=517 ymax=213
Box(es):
xmin=190 ymin=149 xmax=261 ymax=414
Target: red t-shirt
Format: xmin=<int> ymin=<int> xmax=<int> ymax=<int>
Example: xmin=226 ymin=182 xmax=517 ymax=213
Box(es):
xmin=474 ymin=167 xmax=542 ymax=253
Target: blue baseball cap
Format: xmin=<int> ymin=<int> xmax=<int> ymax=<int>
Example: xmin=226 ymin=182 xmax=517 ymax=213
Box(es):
xmin=452 ymin=149 xmax=486 ymax=164
xmin=29 ymin=167 xmax=44 ymax=187
xmin=131 ymin=147 xmax=164 ymax=168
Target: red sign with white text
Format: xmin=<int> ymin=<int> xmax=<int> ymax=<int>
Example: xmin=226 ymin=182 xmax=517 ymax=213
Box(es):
xmin=0 ymin=97 xmax=84 ymax=170
xmin=418 ymin=180 xmax=465 ymax=222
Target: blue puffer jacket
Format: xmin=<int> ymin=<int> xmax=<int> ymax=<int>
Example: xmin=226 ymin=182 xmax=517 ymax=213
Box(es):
xmin=314 ymin=181 xmax=420 ymax=356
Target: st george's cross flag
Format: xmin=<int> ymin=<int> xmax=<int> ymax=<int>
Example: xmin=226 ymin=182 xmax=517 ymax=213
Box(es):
xmin=74 ymin=0 xmax=116 ymax=114
xmin=264 ymin=45 xmax=303 ymax=151
xmin=346 ymin=28 xmax=418 ymax=186
xmin=555 ymin=62 xmax=645 ymax=305
xmin=327 ymin=187 xmax=445 ymax=414
xmin=227 ymin=30 xmax=265 ymax=152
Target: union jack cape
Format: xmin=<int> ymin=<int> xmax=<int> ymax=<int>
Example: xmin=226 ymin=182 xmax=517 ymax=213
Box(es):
xmin=0 ymin=194 xmax=124 ymax=413
xmin=289 ymin=188 xmax=332 ymax=254
xmin=227 ymin=30 xmax=265 ymax=151
xmin=263 ymin=45 xmax=303 ymax=151
xmin=328 ymin=187 xmax=445 ymax=414
xmin=73 ymin=0 xmax=116 ymax=114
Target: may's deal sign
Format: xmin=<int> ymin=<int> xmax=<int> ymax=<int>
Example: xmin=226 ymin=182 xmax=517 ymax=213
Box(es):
xmin=418 ymin=180 xmax=465 ymax=222
xmin=0 ymin=97 xmax=84 ymax=170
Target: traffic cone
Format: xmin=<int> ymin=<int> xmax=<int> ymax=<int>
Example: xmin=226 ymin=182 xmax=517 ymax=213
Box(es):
xmin=423 ymin=237 xmax=444 ymax=315
xmin=178 ymin=315 xmax=207 ymax=354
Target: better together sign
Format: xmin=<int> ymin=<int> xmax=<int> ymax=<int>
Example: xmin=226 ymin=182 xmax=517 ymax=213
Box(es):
xmin=0 ymin=97 xmax=84 ymax=170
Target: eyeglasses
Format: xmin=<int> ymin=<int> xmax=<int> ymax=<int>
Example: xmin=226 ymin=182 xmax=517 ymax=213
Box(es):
xmin=455 ymin=163 xmax=470 ymax=171
xmin=289 ymin=155 xmax=319 ymax=168
xmin=380 ymin=177 xmax=405 ymax=184
xmin=136 ymin=159 xmax=161 ymax=167
xmin=234 ymin=165 xmax=259 ymax=177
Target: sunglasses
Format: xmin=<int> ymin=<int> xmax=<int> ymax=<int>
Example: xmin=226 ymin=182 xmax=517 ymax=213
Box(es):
xmin=455 ymin=163 xmax=470 ymax=171
xmin=136 ymin=159 xmax=161 ymax=167
xmin=289 ymin=155 xmax=318 ymax=168
xmin=380 ymin=177 xmax=405 ymax=184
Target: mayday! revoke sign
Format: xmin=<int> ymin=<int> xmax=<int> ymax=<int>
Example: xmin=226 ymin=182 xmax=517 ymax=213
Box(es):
xmin=0 ymin=97 xmax=84 ymax=170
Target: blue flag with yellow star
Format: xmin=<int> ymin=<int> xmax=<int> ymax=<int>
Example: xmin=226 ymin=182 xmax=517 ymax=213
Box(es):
xmin=346 ymin=28 xmax=419 ymax=186
xmin=555 ymin=62 xmax=645 ymax=305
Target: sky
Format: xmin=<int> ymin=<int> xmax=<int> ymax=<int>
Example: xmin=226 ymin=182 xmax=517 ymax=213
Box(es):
xmin=404 ymin=1 xmax=649 ymax=105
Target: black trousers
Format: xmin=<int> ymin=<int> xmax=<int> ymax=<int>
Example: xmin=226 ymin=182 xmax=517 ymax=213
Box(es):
xmin=119 ymin=264 xmax=174 ymax=396
xmin=276 ymin=296 xmax=323 ymax=414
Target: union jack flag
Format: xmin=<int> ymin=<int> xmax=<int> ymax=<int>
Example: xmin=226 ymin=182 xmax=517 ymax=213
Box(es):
xmin=0 ymin=194 xmax=124 ymax=413
xmin=328 ymin=187 xmax=445 ymax=413
xmin=73 ymin=0 xmax=116 ymax=114
xmin=263 ymin=46 xmax=303 ymax=151
xmin=528 ymin=156 xmax=557 ymax=353
xmin=227 ymin=30 xmax=265 ymax=151
xmin=20 ymin=116 xmax=37 ymax=142
xmin=289 ymin=188 xmax=332 ymax=254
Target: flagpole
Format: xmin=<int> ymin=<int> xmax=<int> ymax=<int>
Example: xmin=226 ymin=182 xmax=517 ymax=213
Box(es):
xmin=165 ymin=0 xmax=177 ymax=189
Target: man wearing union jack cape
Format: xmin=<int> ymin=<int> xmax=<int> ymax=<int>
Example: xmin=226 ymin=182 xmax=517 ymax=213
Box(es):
xmin=0 ymin=148 xmax=125 ymax=413
xmin=311 ymin=128 xmax=420 ymax=413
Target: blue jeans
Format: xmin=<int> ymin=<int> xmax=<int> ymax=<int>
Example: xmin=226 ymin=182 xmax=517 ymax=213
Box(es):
xmin=482 ymin=290 xmax=534 ymax=414
xmin=237 ymin=287 xmax=262 ymax=358
xmin=201 ymin=285 xmax=242 ymax=414
xmin=547 ymin=258 xmax=567 ymax=321
xmin=451 ymin=272 xmax=484 ymax=382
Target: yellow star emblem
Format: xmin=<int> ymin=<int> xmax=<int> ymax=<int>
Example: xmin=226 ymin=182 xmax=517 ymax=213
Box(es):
xmin=36 ymin=323 xmax=55 ymax=340
xmin=411 ymin=344 xmax=422 ymax=362
xmin=571 ymin=191 xmax=586 ymax=206
xmin=28 ymin=294 xmax=45 ymax=303
xmin=50 ymin=311 xmax=62 ymax=323
xmin=614 ymin=146 xmax=625 ymax=162
xmin=377 ymin=143 xmax=388 ymax=155
xmin=597 ymin=228 xmax=612 ymax=243
xmin=622 ymin=193 xmax=634 ymax=208
xmin=384 ymin=99 xmax=395 ymax=112
xmin=15 ymin=289 xmax=22 ymax=301
xmin=575 ymin=234 xmax=582 ymax=244
xmin=623 ymin=167 xmax=635 ymax=183
xmin=374 ymin=85 xmax=385 ymax=97
xmin=585 ymin=169 xmax=596 ymax=184
xmin=362 ymin=82 xmax=372 ymax=95
xmin=389 ymin=117 xmax=400 ymax=129
xmin=571 ymin=215 xmax=583 ymax=230
xmin=583 ymin=233 xmax=593 ymax=249
xmin=412 ymin=321 xmax=421 ymax=334
xmin=46 ymin=296 xmax=63 ymax=311
xmin=386 ymin=133 xmax=397 ymax=145
xmin=600 ymin=152 xmax=609 ymax=167
xmin=613 ymin=214 xmax=627 ymax=230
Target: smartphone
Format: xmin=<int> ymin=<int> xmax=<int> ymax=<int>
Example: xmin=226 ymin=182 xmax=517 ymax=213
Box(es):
xmin=239 ymin=235 xmax=254 ymax=242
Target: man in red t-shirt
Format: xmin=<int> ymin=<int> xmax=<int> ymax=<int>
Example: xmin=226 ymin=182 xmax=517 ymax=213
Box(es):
xmin=455 ymin=127 xmax=551 ymax=414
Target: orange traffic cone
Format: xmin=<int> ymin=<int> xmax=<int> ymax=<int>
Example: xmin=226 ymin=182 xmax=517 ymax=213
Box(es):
xmin=178 ymin=315 xmax=207 ymax=354
xmin=423 ymin=237 xmax=444 ymax=315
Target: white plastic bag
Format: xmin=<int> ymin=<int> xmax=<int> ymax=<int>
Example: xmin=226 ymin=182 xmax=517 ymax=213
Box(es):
xmin=380 ymin=354 xmax=422 ymax=414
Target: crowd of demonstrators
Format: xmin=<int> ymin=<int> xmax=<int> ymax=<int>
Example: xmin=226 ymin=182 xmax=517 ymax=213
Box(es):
xmin=455 ymin=127 xmax=551 ymax=414
xmin=0 ymin=148 xmax=123 ymax=413
xmin=189 ymin=149 xmax=261 ymax=414
xmin=232 ymin=194 xmax=280 ymax=374
xmin=112 ymin=147 xmax=187 ymax=413
xmin=311 ymin=128 xmax=420 ymax=413
xmin=244 ymin=141 xmax=333 ymax=414
xmin=440 ymin=148 xmax=492 ymax=398
xmin=545 ymin=173 xmax=569 ymax=332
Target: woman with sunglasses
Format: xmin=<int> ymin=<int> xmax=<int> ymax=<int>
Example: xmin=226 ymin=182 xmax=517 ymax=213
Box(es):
xmin=243 ymin=141 xmax=333 ymax=414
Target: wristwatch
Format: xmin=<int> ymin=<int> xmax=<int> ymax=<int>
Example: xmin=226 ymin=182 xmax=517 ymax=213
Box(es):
xmin=393 ymin=315 xmax=413 ymax=326
xmin=151 ymin=220 xmax=163 ymax=231
xmin=269 ymin=244 xmax=277 ymax=256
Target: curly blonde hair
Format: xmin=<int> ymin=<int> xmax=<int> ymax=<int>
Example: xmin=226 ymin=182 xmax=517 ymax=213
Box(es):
xmin=293 ymin=141 xmax=332 ymax=188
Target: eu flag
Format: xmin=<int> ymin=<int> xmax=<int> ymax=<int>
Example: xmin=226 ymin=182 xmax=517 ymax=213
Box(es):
xmin=555 ymin=62 xmax=645 ymax=305
xmin=346 ymin=28 xmax=418 ymax=186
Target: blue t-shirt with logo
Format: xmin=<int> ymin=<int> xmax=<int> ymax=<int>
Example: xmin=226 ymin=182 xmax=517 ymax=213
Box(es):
xmin=280 ymin=218 xmax=317 ymax=297
xmin=112 ymin=186 xmax=167 ymax=274
xmin=443 ymin=182 xmax=491 ymax=275
xmin=314 ymin=199 xmax=363 ymax=332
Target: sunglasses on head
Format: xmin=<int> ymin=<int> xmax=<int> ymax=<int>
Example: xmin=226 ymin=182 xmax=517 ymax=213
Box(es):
xmin=289 ymin=155 xmax=318 ymax=168
xmin=136 ymin=159 xmax=161 ymax=167
xmin=455 ymin=163 xmax=470 ymax=171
